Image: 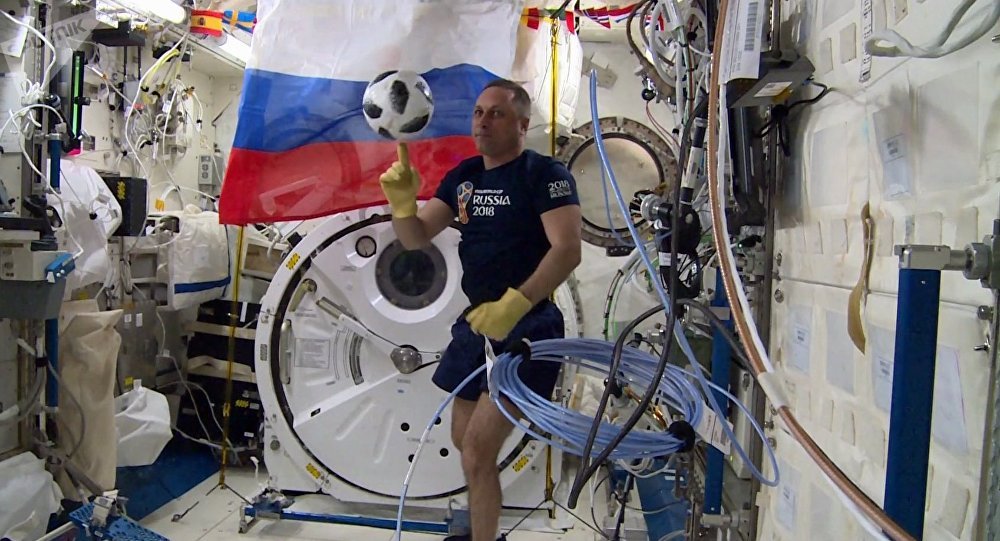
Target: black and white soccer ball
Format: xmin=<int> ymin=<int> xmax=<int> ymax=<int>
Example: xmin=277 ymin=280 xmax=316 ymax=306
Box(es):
xmin=362 ymin=70 xmax=434 ymax=141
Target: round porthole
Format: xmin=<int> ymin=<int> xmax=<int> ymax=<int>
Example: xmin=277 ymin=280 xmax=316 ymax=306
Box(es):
xmin=355 ymin=235 xmax=377 ymax=258
xmin=557 ymin=117 xmax=678 ymax=248
xmin=375 ymin=240 xmax=448 ymax=310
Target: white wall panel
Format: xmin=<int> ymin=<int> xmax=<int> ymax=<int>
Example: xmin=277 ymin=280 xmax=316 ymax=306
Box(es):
xmin=762 ymin=1 xmax=1000 ymax=538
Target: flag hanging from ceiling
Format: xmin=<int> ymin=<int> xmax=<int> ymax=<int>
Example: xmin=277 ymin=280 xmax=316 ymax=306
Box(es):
xmin=219 ymin=0 xmax=521 ymax=225
xmin=222 ymin=10 xmax=256 ymax=34
xmin=522 ymin=7 xmax=577 ymax=33
xmin=575 ymin=4 xmax=641 ymax=27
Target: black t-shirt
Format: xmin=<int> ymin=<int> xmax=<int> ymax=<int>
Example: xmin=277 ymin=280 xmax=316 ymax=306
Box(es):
xmin=434 ymin=149 xmax=580 ymax=307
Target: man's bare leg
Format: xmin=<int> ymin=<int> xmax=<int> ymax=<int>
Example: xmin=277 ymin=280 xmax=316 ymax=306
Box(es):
xmin=451 ymin=397 xmax=478 ymax=452
xmin=461 ymin=394 xmax=518 ymax=541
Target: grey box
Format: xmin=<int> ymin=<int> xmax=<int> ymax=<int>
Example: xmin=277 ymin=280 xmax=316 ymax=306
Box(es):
xmin=198 ymin=155 xmax=225 ymax=197
xmin=115 ymin=300 xmax=159 ymax=388
xmin=0 ymin=280 xmax=67 ymax=319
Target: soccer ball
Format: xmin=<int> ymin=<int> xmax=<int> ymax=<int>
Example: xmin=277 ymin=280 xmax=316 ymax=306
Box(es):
xmin=361 ymin=70 xmax=435 ymax=141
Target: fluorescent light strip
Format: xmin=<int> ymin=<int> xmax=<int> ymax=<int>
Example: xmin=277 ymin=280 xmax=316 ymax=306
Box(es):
xmin=104 ymin=0 xmax=187 ymax=24
xmin=217 ymin=35 xmax=251 ymax=64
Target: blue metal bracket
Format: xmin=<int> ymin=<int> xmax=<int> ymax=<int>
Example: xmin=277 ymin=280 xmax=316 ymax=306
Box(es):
xmin=885 ymin=238 xmax=1000 ymax=539
xmin=885 ymin=267 xmax=941 ymax=540
xmin=885 ymin=244 xmax=975 ymax=539
xmin=46 ymin=252 xmax=75 ymax=283
xmin=703 ymin=273 xmax=732 ymax=516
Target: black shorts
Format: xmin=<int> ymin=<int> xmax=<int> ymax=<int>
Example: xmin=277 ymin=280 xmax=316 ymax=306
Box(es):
xmin=432 ymin=301 xmax=565 ymax=402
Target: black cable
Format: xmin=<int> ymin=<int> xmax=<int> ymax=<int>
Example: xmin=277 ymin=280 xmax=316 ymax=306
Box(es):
xmin=602 ymin=267 xmax=626 ymax=340
xmin=590 ymin=472 xmax=611 ymax=535
xmin=753 ymin=80 xmax=831 ymax=155
xmin=610 ymin=474 xmax=634 ymax=540
xmin=567 ymin=304 xmax=667 ymax=509
xmin=552 ymin=499 xmax=611 ymax=540
xmin=787 ymin=81 xmax=831 ymax=110
xmin=754 ymin=81 xmax=831 ymax=138
xmin=626 ymin=1 xmax=673 ymax=96
xmin=504 ymin=498 xmax=552 ymax=536
xmin=638 ymin=1 xmax=675 ymax=67
xmin=705 ymin=0 xmax=717 ymax=49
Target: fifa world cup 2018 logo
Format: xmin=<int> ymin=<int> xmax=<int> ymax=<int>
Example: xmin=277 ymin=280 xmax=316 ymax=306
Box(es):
xmin=457 ymin=181 xmax=474 ymax=224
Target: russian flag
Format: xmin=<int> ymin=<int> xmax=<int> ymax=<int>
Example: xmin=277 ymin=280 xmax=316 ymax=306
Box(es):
xmin=219 ymin=0 xmax=522 ymax=225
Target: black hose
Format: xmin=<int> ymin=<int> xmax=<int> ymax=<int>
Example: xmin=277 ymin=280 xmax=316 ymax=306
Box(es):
xmin=602 ymin=267 xmax=626 ymax=341
xmin=705 ymin=0 xmax=718 ymax=48
xmin=566 ymin=303 xmax=667 ymax=508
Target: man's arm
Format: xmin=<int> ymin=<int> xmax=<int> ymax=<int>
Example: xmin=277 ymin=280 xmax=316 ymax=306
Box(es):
xmin=516 ymin=204 xmax=583 ymax=304
xmin=392 ymin=198 xmax=455 ymax=250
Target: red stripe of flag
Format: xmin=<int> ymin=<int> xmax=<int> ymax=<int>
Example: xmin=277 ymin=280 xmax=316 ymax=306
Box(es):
xmin=526 ymin=7 xmax=540 ymax=29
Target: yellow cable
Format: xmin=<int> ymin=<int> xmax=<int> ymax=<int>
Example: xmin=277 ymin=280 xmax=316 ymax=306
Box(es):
xmin=549 ymin=20 xmax=559 ymax=157
xmin=545 ymin=17 xmax=560 ymax=509
xmin=219 ymin=225 xmax=246 ymax=485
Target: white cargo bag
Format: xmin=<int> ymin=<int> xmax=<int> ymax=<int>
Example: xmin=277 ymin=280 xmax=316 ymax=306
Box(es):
xmin=114 ymin=382 xmax=173 ymax=467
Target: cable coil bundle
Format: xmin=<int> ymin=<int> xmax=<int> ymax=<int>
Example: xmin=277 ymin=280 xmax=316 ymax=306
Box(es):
xmin=489 ymin=338 xmax=704 ymax=460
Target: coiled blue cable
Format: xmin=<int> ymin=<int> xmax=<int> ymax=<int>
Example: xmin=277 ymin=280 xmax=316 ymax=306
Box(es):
xmin=491 ymin=339 xmax=703 ymax=460
xmin=490 ymin=338 xmax=774 ymax=482
xmin=585 ymin=70 xmax=779 ymax=486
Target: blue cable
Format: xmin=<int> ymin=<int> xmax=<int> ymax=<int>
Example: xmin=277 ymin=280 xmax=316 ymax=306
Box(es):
xmin=489 ymin=339 xmax=773 ymax=472
xmin=490 ymin=339 xmax=703 ymax=460
xmin=585 ymin=71 xmax=778 ymax=487
xmin=394 ymin=365 xmax=486 ymax=541
xmin=600 ymin=157 xmax=635 ymax=247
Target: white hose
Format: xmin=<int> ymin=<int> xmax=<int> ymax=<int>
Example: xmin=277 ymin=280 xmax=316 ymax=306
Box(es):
xmin=865 ymin=0 xmax=1000 ymax=59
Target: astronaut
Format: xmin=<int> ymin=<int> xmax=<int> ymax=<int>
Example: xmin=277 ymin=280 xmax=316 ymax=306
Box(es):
xmin=379 ymin=79 xmax=582 ymax=541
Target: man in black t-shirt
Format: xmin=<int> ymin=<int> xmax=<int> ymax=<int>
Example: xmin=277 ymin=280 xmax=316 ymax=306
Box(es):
xmin=379 ymin=79 xmax=582 ymax=541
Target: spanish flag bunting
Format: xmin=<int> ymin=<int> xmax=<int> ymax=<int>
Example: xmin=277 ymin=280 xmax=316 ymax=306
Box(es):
xmin=191 ymin=9 xmax=224 ymax=37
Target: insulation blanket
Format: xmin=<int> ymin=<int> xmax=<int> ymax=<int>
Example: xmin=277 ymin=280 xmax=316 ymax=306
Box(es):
xmin=152 ymin=207 xmax=231 ymax=310
xmin=512 ymin=17 xmax=583 ymax=131
xmin=48 ymin=159 xmax=122 ymax=293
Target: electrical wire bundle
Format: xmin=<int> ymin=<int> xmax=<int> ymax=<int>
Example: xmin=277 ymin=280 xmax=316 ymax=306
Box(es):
xmin=559 ymin=71 xmax=779 ymax=509
xmin=490 ymin=338 xmax=705 ymax=461
xmin=626 ymin=0 xmax=712 ymax=123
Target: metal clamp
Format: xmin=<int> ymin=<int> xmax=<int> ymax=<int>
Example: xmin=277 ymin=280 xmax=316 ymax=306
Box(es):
xmin=971 ymin=221 xmax=1000 ymax=289
xmin=894 ymin=241 xmax=999 ymax=287
xmin=894 ymin=245 xmax=967 ymax=271
xmin=701 ymin=510 xmax=749 ymax=530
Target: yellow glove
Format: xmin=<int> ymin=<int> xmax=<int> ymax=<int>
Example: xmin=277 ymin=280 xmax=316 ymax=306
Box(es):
xmin=379 ymin=143 xmax=420 ymax=219
xmin=466 ymin=288 xmax=533 ymax=340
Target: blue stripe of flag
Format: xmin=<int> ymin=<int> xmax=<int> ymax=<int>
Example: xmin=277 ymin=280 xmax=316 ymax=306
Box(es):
xmin=233 ymin=64 xmax=497 ymax=152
